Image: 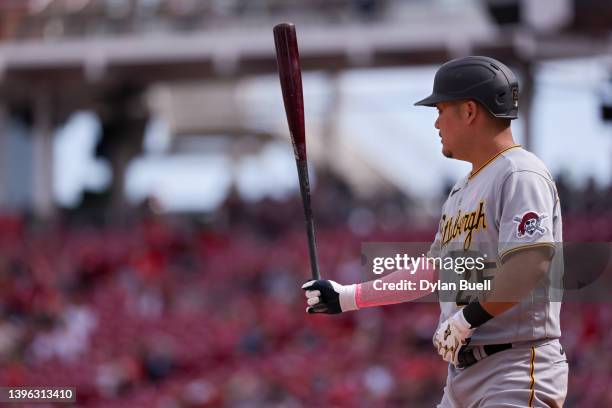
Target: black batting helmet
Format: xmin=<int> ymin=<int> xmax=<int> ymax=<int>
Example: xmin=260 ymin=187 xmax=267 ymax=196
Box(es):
xmin=414 ymin=56 xmax=519 ymax=120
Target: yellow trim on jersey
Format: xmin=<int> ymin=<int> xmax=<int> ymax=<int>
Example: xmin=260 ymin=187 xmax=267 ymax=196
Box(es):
xmin=499 ymin=242 xmax=556 ymax=263
xmin=468 ymin=144 xmax=522 ymax=180
xmin=528 ymin=346 xmax=536 ymax=407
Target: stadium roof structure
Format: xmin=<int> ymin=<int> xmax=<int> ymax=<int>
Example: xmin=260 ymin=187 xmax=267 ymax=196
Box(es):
xmin=0 ymin=1 xmax=610 ymax=89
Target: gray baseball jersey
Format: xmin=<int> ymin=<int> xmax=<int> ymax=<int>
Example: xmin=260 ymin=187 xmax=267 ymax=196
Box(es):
xmin=429 ymin=145 xmax=563 ymax=345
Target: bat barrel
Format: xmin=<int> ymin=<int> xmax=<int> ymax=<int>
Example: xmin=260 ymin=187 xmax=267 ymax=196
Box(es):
xmin=273 ymin=23 xmax=306 ymax=162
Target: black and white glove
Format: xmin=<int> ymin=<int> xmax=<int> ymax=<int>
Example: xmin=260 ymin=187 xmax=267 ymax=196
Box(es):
xmin=302 ymin=280 xmax=358 ymax=314
xmin=433 ymin=309 xmax=473 ymax=367
xmin=433 ymin=302 xmax=494 ymax=366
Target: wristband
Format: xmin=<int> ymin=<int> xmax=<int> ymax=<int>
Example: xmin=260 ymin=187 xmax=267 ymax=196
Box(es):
xmin=339 ymin=284 xmax=358 ymax=312
xmin=462 ymin=301 xmax=494 ymax=328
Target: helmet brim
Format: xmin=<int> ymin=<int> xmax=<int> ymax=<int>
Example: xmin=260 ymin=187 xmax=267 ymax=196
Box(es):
xmin=414 ymin=93 xmax=455 ymax=107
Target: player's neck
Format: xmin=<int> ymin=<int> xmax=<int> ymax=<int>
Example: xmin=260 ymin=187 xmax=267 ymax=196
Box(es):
xmin=468 ymin=129 xmax=517 ymax=174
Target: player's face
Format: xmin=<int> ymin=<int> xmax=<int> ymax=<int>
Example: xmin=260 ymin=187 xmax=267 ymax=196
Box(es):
xmin=434 ymin=102 xmax=465 ymax=159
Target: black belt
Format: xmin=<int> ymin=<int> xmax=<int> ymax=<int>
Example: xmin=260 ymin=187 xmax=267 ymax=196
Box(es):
xmin=457 ymin=343 xmax=512 ymax=368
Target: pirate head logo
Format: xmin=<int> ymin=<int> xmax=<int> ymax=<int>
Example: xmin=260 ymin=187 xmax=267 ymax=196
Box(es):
xmin=513 ymin=211 xmax=548 ymax=238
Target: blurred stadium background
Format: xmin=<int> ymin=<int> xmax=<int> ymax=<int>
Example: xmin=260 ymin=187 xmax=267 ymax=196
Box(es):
xmin=0 ymin=0 xmax=611 ymax=406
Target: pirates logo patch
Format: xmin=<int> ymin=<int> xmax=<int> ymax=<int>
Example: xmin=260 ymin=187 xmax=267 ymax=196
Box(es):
xmin=513 ymin=211 xmax=548 ymax=238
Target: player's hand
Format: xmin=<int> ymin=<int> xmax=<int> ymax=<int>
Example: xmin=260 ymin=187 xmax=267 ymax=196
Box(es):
xmin=302 ymin=280 xmax=358 ymax=314
xmin=433 ymin=309 xmax=474 ymax=367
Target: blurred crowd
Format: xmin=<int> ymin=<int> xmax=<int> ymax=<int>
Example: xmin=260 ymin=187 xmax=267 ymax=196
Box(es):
xmin=556 ymin=174 xmax=612 ymax=215
xmin=0 ymin=172 xmax=610 ymax=407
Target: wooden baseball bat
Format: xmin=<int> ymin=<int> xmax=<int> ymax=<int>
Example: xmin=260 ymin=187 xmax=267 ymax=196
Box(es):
xmin=273 ymin=22 xmax=321 ymax=280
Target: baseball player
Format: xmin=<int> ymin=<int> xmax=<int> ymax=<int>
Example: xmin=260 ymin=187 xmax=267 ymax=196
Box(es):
xmin=303 ymin=56 xmax=567 ymax=407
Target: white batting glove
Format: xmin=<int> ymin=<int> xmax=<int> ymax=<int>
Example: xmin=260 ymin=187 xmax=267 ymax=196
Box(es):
xmin=302 ymin=280 xmax=358 ymax=314
xmin=433 ymin=309 xmax=474 ymax=367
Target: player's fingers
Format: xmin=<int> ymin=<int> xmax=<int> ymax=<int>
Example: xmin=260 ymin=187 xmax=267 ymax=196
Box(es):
xmin=305 ymin=290 xmax=321 ymax=299
xmin=433 ymin=329 xmax=441 ymax=341
xmin=307 ymin=296 xmax=320 ymax=306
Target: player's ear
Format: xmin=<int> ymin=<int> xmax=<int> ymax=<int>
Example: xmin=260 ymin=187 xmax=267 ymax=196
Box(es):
xmin=463 ymin=100 xmax=478 ymax=125
xmin=459 ymin=100 xmax=480 ymax=125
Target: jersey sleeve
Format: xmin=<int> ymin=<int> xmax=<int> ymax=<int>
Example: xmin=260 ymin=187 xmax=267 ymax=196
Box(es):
xmin=427 ymin=229 xmax=442 ymax=259
xmin=497 ymin=171 xmax=558 ymax=262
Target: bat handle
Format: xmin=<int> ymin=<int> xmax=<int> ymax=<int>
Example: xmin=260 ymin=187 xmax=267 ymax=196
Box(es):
xmin=305 ymin=215 xmax=320 ymax=280
xmin=296 ymin=161 xmax=321 ymax=280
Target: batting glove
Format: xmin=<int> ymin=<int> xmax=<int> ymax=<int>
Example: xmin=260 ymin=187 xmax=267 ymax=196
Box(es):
xmin=433 ymin=309 xmax=473 ymax=367
xmin=302 ymin=280 xmax=358 ymax=314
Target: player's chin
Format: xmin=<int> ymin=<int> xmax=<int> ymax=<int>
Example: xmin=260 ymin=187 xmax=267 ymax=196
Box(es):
xmin=442 ymin=147 xmax=453 ymax=158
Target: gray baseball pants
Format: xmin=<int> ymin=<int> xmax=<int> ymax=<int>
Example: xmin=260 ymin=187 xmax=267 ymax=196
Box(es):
xmin=437 ymin=339 xmax=568 ymax=407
